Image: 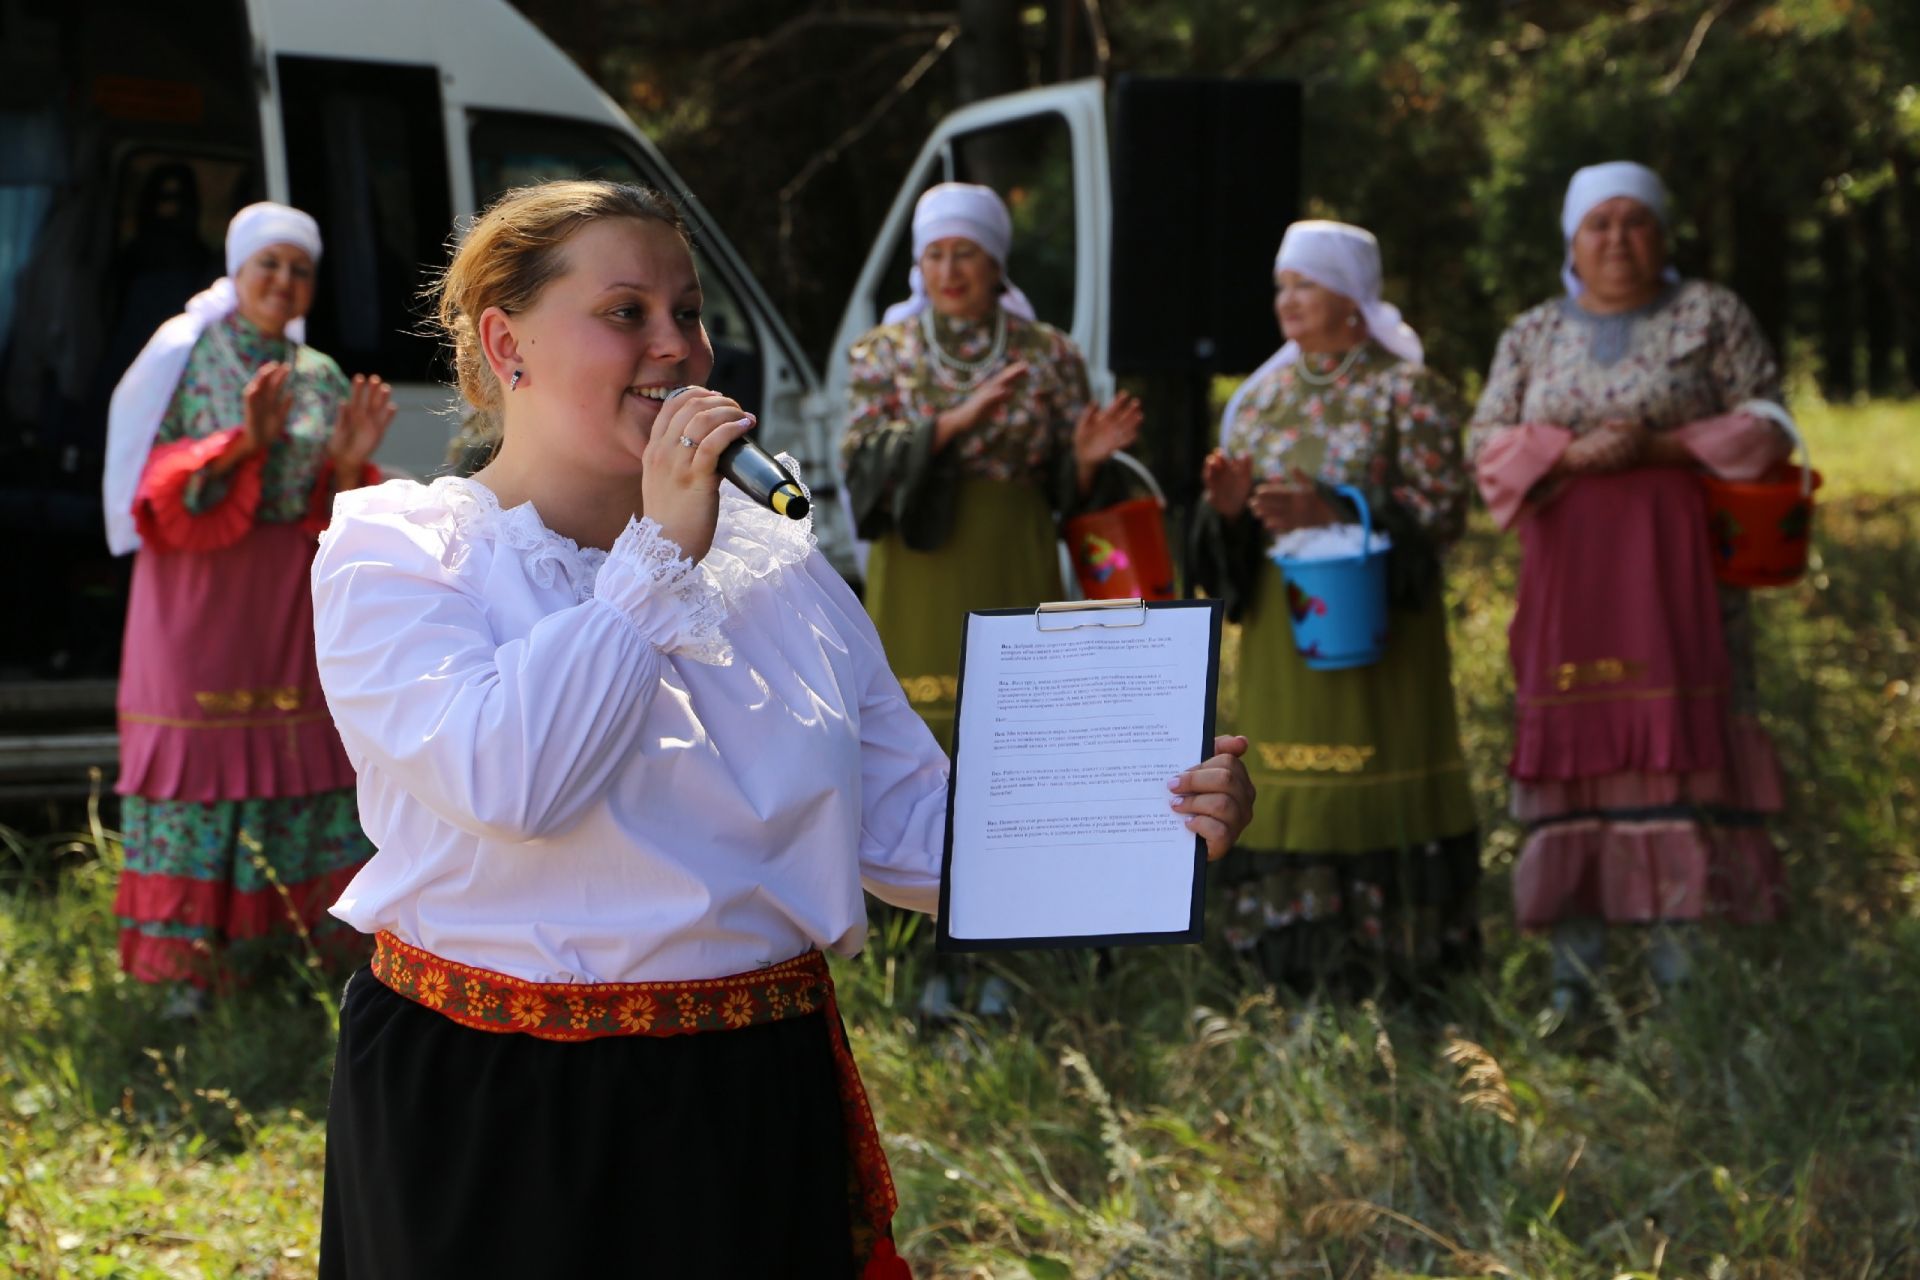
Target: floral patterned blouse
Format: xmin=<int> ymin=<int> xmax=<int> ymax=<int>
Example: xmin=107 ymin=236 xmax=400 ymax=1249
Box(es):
xmin=1466 ymin=280 xmax=1781 ymax=454
xmin=158 ymin=312 xmax=351 ymax=520
xmin=1221 ymin=340 xmax=1470 ymax=546
xmin=843 ymin=310 xmax=1090 ymax=489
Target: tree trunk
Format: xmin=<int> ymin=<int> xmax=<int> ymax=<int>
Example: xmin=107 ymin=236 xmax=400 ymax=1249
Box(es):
xmin=953 ymin=0 xmax=1025 ymax=104
xmin=1892 ymin=150 xmax=1920 ymax=394
xmin=1860 ymin=191 xmax=1897 ymax=396
xmin=1818 ymin=211 xmax=1857 ymax=401
xmin=1728 ymin=179 xmax=1790 ymax=364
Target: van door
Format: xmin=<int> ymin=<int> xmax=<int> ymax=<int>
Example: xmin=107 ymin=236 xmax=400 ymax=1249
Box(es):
xmin=824 ymin=80 xmax=1110 ymax=575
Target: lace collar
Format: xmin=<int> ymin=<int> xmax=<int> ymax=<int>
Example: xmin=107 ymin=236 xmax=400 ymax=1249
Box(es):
xmin=426 ymin=475 xmax=607 ymax=600
xmin=423 ymin=463 xmax=817 ymax=608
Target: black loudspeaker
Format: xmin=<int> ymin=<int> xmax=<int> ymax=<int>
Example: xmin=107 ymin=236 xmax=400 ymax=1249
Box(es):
xmin=1109 ymin=77 xmax=1301 ymax=375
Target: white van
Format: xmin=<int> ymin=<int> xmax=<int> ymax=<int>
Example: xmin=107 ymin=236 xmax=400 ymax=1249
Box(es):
xmin=0 ymin=0 xmax=843 ymax=792
xmin=1 ymin=0 xmax=1140 ymax=794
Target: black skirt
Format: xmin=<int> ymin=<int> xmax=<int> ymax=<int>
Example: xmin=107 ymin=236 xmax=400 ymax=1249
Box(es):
xmin=320 ymin=968 xmax=855 ymax=1277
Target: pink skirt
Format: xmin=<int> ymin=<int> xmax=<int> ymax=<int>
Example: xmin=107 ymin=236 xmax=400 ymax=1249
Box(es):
xmin=117 ymin=521 xmax=356 ymax=803
xmin=1505 ymin=470 xmax=1784 ymax=927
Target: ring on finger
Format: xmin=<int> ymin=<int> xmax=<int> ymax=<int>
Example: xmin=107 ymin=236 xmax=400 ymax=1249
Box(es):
xmin=678 ymin=435 xmax=696 ymax=448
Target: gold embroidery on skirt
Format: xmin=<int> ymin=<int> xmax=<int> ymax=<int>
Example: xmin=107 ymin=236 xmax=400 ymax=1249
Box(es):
xmin=899 ymin=674 xmax=959 ymax=705
xmin=193 ymin=685 xmax=304 ymax=714
xmin=1552 ymin=658 xmax=1647 ymax=692
xmin=1256 ymin=742 xmax=1378 ymax=773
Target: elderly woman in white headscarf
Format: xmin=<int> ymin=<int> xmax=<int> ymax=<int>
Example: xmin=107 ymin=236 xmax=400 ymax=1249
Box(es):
xmin=842 ymin=182 xmax=1143 ymax=749
xmin=1193 ymin=219 xmax=1479 ymax=999
xmin=102 ymin=201 xmax=394 ymax=1001
xmin=1468 ymin=163 xmax=1791 ymax=1019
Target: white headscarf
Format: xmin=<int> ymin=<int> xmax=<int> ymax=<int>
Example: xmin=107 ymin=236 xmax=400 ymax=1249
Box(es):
xmin=881 ymin=182 xmax=1037 ymax=324
xmin=1219 ymin=220 xmax=1423 ymax=447
xmin=1559 ymin=161 xmax=1679 ymax=297
xmin=101 ymin=203 xmax=323 ymax=555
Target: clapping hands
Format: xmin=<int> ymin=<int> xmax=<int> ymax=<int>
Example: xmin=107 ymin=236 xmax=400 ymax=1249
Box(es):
xmin=1561 ymin=419 xmax=1646 ymax=473
xmin=327 ymin=375 xmax=397 ymax=484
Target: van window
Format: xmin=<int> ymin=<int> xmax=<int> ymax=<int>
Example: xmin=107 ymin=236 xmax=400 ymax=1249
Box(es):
xmin=277 ymin=57 xmax=452 ymax=383
xmin=950 ymin=113 xmax=1078 ymax=331
xmin=0 ymin=111 xmax=65 ymax=358
xmin=468 ymin=111 xmax=762 ymax=411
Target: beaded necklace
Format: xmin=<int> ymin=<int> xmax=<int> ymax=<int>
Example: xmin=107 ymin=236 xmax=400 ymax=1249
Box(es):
xmin=921 ymin=307 xmax=1007 ymax=392
xmin=1292 ymin=343 xmax=1364 ymax=387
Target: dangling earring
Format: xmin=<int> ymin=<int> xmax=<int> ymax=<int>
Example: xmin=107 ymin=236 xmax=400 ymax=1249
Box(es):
xmin=510 ymin=368 xmax=523 ymax=391
xmin=1347 ymin=312 xmax=1361 ymax=328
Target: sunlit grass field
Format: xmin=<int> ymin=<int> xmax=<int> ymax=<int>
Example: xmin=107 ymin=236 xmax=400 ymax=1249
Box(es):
xmin=4 ymin=401 xmax=1916 ymax=1278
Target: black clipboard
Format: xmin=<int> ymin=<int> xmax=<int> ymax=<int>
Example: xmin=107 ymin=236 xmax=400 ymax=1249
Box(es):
xmin=935 ymin=597 xmax=1224 ymax=953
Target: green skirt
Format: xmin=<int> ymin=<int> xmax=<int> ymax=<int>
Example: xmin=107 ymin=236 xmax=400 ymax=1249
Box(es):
xmin=865 ymin=478 xmax=1062 ymax=747
xmin=1233 ymin=560 xmax=1477 ymax=854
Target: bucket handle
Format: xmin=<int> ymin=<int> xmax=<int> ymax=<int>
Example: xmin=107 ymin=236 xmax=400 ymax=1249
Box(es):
xmin=1732 ymin=399 xmax=1812 ymax=497
xmin=1332 ymin=483 xmax=1376 ymax=559
xmin=1107 ymin=450 xmax=1166 ymax=508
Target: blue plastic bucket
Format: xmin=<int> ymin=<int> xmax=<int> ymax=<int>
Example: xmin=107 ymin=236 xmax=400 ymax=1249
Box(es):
xmin=1270 ymin=485 xmax=1389 ymax=671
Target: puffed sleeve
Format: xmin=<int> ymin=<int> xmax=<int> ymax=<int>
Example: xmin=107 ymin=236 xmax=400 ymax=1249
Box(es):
xmin=1386 ymin=366 xmax=1471 ymax=548
xmin=1468 ymin=311 xmax=1571 ymax=529
xmin=795 ymin=548 xmax=947 ymax=914
xmin=1707 ymin=285 xmax=1784 ymax=409
xmin=132 ymin=427 xmax=265 ymax=554
xmin=1663 ymin=287 xmax=1791 ymax=481
xmin=1467 ymin=317 xmax=1535 ymax=459
xmin=1040 ymin=328 xmax=1127 ymax=517
xmin=1188 ymin=368 xmax=1277 ymax=622
xmin=840 ymin=325 xmax=955 ymax=547
xmin=311 ymin=487 xmax=730 ymax=844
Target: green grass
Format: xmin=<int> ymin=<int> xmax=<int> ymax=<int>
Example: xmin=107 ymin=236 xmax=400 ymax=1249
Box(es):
xmin=5 ymin=400 xmax=1918 ymax=1277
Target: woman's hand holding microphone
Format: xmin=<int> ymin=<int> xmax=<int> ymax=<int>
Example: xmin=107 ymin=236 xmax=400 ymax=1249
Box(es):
xmin=641 ymin=387 xmax=756 ymax=565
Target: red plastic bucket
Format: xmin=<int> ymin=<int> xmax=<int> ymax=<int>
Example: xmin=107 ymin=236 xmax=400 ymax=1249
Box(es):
xmin=1700 ymin=402 xmax=1819 ymax=588
xmin=1064 ymin=452 xmax=1177 ymax=601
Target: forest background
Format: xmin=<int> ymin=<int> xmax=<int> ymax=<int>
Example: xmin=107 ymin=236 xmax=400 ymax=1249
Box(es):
xmin=515 ymin=0 xmax=1920 ymax=399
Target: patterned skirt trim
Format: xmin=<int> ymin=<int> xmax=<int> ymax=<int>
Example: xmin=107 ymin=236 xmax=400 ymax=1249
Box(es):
xmin=117 ymin=899 xmax=366 ymax=986
xmin=114 ymin=862 xmax=363 ymax=947
xmin=114 ymin=788 xmax=373 ymax=987
xmin=370 ymin=933 xmax=910 ymax=1279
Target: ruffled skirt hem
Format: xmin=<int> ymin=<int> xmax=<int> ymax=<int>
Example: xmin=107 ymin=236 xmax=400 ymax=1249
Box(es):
xmin=1512 ymin=818 xmax=1784 ymax=929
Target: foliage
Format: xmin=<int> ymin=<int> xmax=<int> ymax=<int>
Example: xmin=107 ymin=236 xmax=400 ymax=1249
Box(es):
xmin=511 ymin=0 xmax=1920 ymax=396
xmin=4 ymin=400 xmax=1918 ymax=1276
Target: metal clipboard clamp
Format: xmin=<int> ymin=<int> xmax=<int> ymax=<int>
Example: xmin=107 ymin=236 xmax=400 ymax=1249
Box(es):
xmin=1033 ymin=597 xmax=1149 ymax=632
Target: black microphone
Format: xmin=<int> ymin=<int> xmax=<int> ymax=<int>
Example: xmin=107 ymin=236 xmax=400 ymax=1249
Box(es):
xmin=662 ymin=386 xmax=809 ymax=520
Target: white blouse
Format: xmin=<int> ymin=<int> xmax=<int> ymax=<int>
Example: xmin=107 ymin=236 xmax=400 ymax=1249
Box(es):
xmin=310 ymin=474 xmax=949 ymax=985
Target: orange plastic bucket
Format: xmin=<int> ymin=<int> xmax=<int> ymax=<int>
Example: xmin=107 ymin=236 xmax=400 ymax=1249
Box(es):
xmin=1700 ymin=403 xmax=1819 ymax=588
xmin=1064 ymin=452 xmax=1177 ymax=601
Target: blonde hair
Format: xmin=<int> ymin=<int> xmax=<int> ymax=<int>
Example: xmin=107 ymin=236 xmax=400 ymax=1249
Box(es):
xmin=428 ymin=180 xmax=690 ymax=437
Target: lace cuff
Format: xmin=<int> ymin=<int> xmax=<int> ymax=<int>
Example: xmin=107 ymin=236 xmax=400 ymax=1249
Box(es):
xmin=594 ymin=517 xmax=732 ymax=665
